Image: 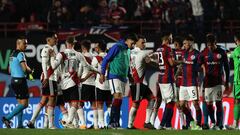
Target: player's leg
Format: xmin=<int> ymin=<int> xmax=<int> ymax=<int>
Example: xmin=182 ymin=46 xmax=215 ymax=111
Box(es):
xmin=204 ymin=87 xmax=216 ymax=129
xmin=2 ymin=78 xmax=29 ymax=128
xmin=65 ymin=86 xmax=79 ymax=128
xmin=233 ymin=84 xmax=240 ymax=129
xmin=128 ymin=84 xmax=140 ymax=129
xmin=143 ymin=84 xmax=155 ymax=129
xmin=150 ymin=92 xmax=161 ymax=127
xmin=109 ymin=79 xmax=124 ymax=128
xmin=159 ymin=83 xmax=175 ymax=129
xmin=214 ymin=85 xmax=223 ymax=129
xmin=202 ymin=88 xmax=209 ymax=129
xmin=189 ymin=86 xmax=202 ymax=128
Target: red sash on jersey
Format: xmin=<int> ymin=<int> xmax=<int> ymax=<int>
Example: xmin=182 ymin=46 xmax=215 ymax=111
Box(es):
xmin=130 ymin=57 xmax=144 ymax=83
xmin=84 ymin=56 xmax=92 ymax=64
xmin=95 ymin=56 xmax=103 ymax=63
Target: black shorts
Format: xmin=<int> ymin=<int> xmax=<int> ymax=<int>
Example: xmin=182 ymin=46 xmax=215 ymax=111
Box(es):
xmin=42 ymin=80 xmax=57 ymax=96
xmin=11 ymin=78 xmax=29 ymax=99
xmin=80 ymin=84 xmax=96 ymax=102
xmin=62 ymin=85 xmax=79 ymax=102
xmin=56 ymin=95 xmax=65 ymax=106
xmin=96 ymin=88 xmax=112 ymax=103
xmin=130 ymin=83 xmax=153 ymax=102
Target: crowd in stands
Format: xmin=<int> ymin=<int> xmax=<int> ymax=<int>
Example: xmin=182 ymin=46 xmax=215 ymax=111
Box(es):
xmin=0 ymin=0 xmax=240 ymax=39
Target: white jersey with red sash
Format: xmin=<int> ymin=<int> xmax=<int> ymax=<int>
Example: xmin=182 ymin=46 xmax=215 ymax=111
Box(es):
xmin=130 ymin=47 xmax=152 ymax=84
xmin=40 ymin=44 xmax=57 ymax=82
xmin=92 ymin=52 xmax=110 ymax=90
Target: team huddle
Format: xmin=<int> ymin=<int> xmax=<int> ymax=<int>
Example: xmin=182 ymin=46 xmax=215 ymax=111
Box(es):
xmin=1 ymin=32 xmax=240 ymax=130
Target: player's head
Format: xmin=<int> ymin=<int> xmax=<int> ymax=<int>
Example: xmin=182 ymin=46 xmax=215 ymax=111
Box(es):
xmin=136 ymin=35 xmax=146 ymax=50
xmin=173 ymin=36 xmax=183 ymax=50
xmin=66 ymin=36 xmax=77 ymax=48
xmin=206 ymin=33 xmax=216 ymax=47
xmin=162 ymin=35 xmax=170 ymax=46
xmin=16 ymin=36 xmax=28 ymax=51
xmin=94 ymin=39 xmax=107 ymax=53
xmin=234 ymin=32 xmax=240 ymax=46
xmin=80 ymin=40 xmax=91 ymax=53
xmin=124 ymin=33 xmax=138 ymax=49
xmin=183 ymin=35 xmax=194 ymax=51
xmin=46 ymin=32 xmax=58 ymax=46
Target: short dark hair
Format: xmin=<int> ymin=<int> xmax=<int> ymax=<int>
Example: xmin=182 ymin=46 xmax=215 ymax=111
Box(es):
xmin=96 ymin=39 xmax=107 ymax=51
xmin=46 ymin=31 xmax=57 ymax=39
xmin=124 ymin=33 xmax=138 ymax=42
xmin=80 ymin=40 xmax=91 ymax=51
xmin=174 ymin=36 xmax=183 ymax=47
xmin=234 ymin=32 xmax=240 ymax=41
xmin=184 ymin=35 xmax=194 ymax=41
xmin=66 ymin=36 xmax=77 ymax=44
xmin=206 ymin=33 xmax=216 ymax=43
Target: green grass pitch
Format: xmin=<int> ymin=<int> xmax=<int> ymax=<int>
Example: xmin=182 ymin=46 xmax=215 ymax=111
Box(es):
xmin=0 ymin=129 xmax=239 ymax=135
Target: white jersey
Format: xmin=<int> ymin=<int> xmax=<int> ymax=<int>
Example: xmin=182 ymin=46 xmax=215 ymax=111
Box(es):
xmin=130 ymin=47 xmax=152 ymax=83
xmin=40 ymin=44 xmax=57 ymax=81
xmin=80 ymin=52 xmax=95 ymax=86
xmin=52 ymin=49 xmax=97 ymax=90
xmin=91 ymin=52 xmax=110 ymax=90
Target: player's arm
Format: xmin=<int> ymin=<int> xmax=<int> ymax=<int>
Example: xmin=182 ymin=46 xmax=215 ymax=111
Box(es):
xmin=51 ymin=53 xmax=63 ymax=70
xmin=78 ymin=53 xmax=99 ymax=74
xmin=223 ymin=51 xmax=230 ymax=87
xmin=18 ymin=52 xmax=32 ymax=74
xmin=100 ymin=45 xmax=120 ymax=83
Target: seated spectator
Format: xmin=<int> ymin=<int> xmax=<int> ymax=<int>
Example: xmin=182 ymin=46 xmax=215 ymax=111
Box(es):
xmin=17 ymin=17 xmax=27 ymax=31
xmin=108 ymin=0 xmax=126 ymax=24
xmin=27 ymin=13 xmax=43 ymax=30
xmin=95 ymin=0 xmax=109 ymax=23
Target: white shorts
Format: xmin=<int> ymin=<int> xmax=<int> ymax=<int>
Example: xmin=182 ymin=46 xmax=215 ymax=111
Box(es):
xmin=159 ymin=83 xmax=176 ymax=103
xmin=179 ymin=86 xmax=198 ymax=101
xmin=204 ymin=85 xmax=222 ymax=102
xmin=109 ymin=79 xmax=126 ymax=94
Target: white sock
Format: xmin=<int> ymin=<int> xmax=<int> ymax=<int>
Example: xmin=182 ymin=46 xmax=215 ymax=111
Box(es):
xmin=73 ymin=112 xmax=79 ymax=128
xmin=98 ymin=109 xmax=104 ymax=128
xmin=179 ymin=111 xmax=185 ymax=127
xmin=107 ymin=107 xmax=111 ymax=117
xmin=67 ymin=106 xmax=77 ymax=124
xmin=47 ymin=106 xmax=54 ymax=128
xmin=150 ymin=109 xmax=158 ymax=125
xmin=62 ymin=111 xmax=68 ymax=122
xmin=233 ymin=120 xmax=238 ymax=128
xmin=93 ymin=109 xmax=98 ymax=128
xmin=30 ymin=103 xmax=44 ymax=123
xmin=44 ymin=113 xmax=48 ymax=128
xmin=77 ymin=108 xmax=86 ymax=125
xmin=128 ymin=107 xmax=137 ymax=128
xmin=145 ymin=108 xmax=153 ymax=123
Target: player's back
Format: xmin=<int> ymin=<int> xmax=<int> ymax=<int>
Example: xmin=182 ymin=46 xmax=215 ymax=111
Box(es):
xmin=81 ymin=52 xmax=95 ymax=86
xmin=59 ymin=48 xmax=80 ymax=89
xmin=92 ymin=52 xmax=110 ymax=90
xmin=155 ymin=44 xmax=175 ymax=84
xmin=199 ymin=46 xmax=227 ymax=87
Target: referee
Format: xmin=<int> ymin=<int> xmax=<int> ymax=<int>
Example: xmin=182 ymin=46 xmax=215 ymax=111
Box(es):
xmin=2 ymin=36 xmax=32 ymax=128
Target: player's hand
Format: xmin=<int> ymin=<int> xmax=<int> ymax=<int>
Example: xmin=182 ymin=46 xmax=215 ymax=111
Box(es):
xmin=223 ymin=83 xmax=231 ymax=97
xmin=49 ymin=49 xmax=56 ymax=57
xmin=99 ymin=74 xmax=105 ymax=84
xmin=42 ymin=79 xmax=49 ymax=88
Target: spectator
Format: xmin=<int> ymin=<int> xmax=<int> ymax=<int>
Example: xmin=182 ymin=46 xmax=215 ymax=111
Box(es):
xmin=0 ymin=0 xmax=15 ymax=22
xmin=47 ymin=0 xmax=63 ymax=30
xmin=75 ymin=5 xmax=99 ymax=27
xmin=27 ymin=13 xmax=43 ymax=30
xmin=95 ymin=0 xmax=109 ymax=23
xmin=189 ymin=0 xmax=204 ymax=41
xmin=108 ymin=0 xmax=126 ymax=24
xmin=17 ymin=17 xmax=27 ymax=31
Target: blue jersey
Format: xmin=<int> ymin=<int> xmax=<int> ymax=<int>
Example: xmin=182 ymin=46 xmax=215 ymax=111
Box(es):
xmin=9 ymin=50 xmax=26 ymax=78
